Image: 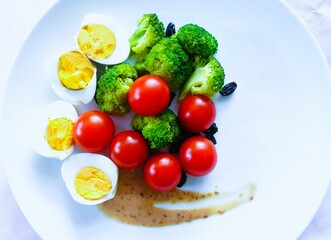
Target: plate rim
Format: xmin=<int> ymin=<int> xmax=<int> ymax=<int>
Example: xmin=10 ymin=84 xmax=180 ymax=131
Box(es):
xmin=1 ymin=0 xmax=331 ymax=239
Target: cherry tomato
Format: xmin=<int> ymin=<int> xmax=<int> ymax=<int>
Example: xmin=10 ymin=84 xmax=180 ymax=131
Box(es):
xmin=179 ymin=136 xmax=217 ymax=177
xmin=178 ymin=95 xmax=216 ymax=133
xmin=144 ymin=153 xmax=182 ymax=192
xmin=128 ymin=75 xmax=170 ymax=116
xmin=109 ymin=130 xmax=149 ymax=169
xmin=73 ymin=110 xmax=115 ymax=153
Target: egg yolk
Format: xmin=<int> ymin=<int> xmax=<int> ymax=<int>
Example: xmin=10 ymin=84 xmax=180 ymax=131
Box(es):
xmin=58 ymin=51 xmax=95 ymax=90
xmin=75 ymin=167 xmax=112 ymax=200
xmin=77 ymin=23 xmax=116 ymax=60
xmin=46 ymin=118 xmax=74 ymax=151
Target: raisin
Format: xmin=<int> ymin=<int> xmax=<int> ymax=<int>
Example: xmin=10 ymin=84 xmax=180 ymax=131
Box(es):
xmin=220 ymin=82 xmax=237 ymax=96
xmin=205 ymin=123 xmax=218 ymax=135
xmin=204 ymin=123 xmax=218 ymax=145
xmin=205 ymin=134 xmax=217 ymax=145
xmin=177 ymin=170 xmax=187 ymax=188
xmin=165 ymin=22 xmax=176 ymax=37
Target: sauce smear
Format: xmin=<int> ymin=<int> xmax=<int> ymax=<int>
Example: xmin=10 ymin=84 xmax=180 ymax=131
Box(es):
xmin=100 ymin=168 xmax=255 ymax=227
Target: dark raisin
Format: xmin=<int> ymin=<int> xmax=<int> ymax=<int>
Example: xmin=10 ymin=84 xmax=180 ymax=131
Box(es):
xmin=177 ymin=170 xmax=187 ymax=188
xmin=204 ymin=123 xmax=218 ymax=144
xmin=165 ymin=22 xmax=176 ymax=37
xmin=205 ymin=134 xmax=217 ymax=145
xmin=220 ymin=82 xmax=237 ymax=96
xmin=205 ymin=123 xmax=218 ymax=135
xmin=180 ymin=126 xmax=201 ymax=138
xmin=168 ymin=91 xmax=176 ymax=107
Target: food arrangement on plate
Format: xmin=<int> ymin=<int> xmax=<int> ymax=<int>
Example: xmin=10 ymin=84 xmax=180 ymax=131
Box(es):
xmin=29 ymin=12 xmax=253 ymax=226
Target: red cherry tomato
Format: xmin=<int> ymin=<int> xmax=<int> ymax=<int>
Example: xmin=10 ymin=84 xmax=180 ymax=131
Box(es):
xmin=178 ymin=95 xmax=216 ymax=133
xmin=109 ymin=130 xmax=149 ymax=169
xmin=128 ymin=75 xmax=170 ymax=116
xmin=144 ymin=153 xmax=182 ymax=192
xmin=73 ymin=111 xmax=115 ymax=153
xmin=179 ymin=136 xmax=217 ymax=177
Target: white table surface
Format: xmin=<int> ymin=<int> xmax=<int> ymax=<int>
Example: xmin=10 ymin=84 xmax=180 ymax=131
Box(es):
xmin=0 ymin=0 xmax=331 ymax=239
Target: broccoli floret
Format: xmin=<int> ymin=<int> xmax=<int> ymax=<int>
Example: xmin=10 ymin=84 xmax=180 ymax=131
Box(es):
xmin=129 ymin=13 xmax=165 ymax=57
xmin=95 ymin=63 xmax=138 ymax=116
xmin=134 ymin=59 xmax=149 ymax=76
xmin=131 ymin=109 xmax=180 ymax=150
xmin=178 ymin=56 xmax=225 ymax=101
xmin=130 ymin=50 xmax=149 ymax=76
xmin=144 ymin=37 xmax=193 ymax=90
xmin=175 ymin=23 xmax=218 ymax=58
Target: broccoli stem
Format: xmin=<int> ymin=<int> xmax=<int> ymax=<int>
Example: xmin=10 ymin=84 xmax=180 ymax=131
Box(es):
xmin=129 ymin=28 xmax=146 ymax=48
xmin=178 ymin=66 xmax=205 ymax=101
xmin=134 ymin=61 xmax=148 ymax=76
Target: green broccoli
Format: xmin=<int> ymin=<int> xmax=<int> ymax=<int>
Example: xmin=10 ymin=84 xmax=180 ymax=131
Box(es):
xmin=144 ymin=37 xmax=193 ymax=90
xmin=129 ymin=13 xmax=165 ymax=58
xmin=175 ymin=23 xmax=218 ymax=58
xmin=178 ymin=56 xmax=225 ymax=101
xmin=95 ymin=63 xmax=138 ymax=116
xmin=131 ymin=109 xmax=180 ymax=150
xmin=133 ymin=59 xmax=149 ymax=76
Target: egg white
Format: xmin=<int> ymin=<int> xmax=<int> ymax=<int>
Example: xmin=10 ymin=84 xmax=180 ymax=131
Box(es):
xmin=45 ymin=52 xmax=97 ymax=105
xmin=28 ymin=100 xmax=78 ymax=160
xmin=61 ymin=153 xmax=119 ymax=205
xmin=78 ymin=13 xmax=130 ymax=65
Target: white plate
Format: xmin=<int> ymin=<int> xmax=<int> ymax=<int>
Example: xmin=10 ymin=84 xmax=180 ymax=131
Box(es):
xmin=1 ymin=0 xmax=331 ymax=239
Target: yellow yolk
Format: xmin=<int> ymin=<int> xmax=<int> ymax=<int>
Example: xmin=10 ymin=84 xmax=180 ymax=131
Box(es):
xmin=58 ymin=51 xmax=95 ymax=90
xmin=75 ymin=167 xmax=112 ymax=200
xmin=77 ymin=23 xmax=116 ymax=60
xmin=46 ymin=118 xmax=74 ymax=151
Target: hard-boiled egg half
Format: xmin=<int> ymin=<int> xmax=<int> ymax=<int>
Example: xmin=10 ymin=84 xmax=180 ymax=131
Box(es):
xmin=77 ymin=13 xmax=130 ymax=65
xmin=61 ymin=153 xmax=119 ymax=205
xmin=29 ymin=100 xmax=78 ymax=160
xmin=46 ymin=50 xmax=97 ymax=105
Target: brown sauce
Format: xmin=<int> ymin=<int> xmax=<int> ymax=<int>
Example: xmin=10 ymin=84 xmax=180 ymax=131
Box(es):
xmin=99 ymin=168 xmax=255 ymax=227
